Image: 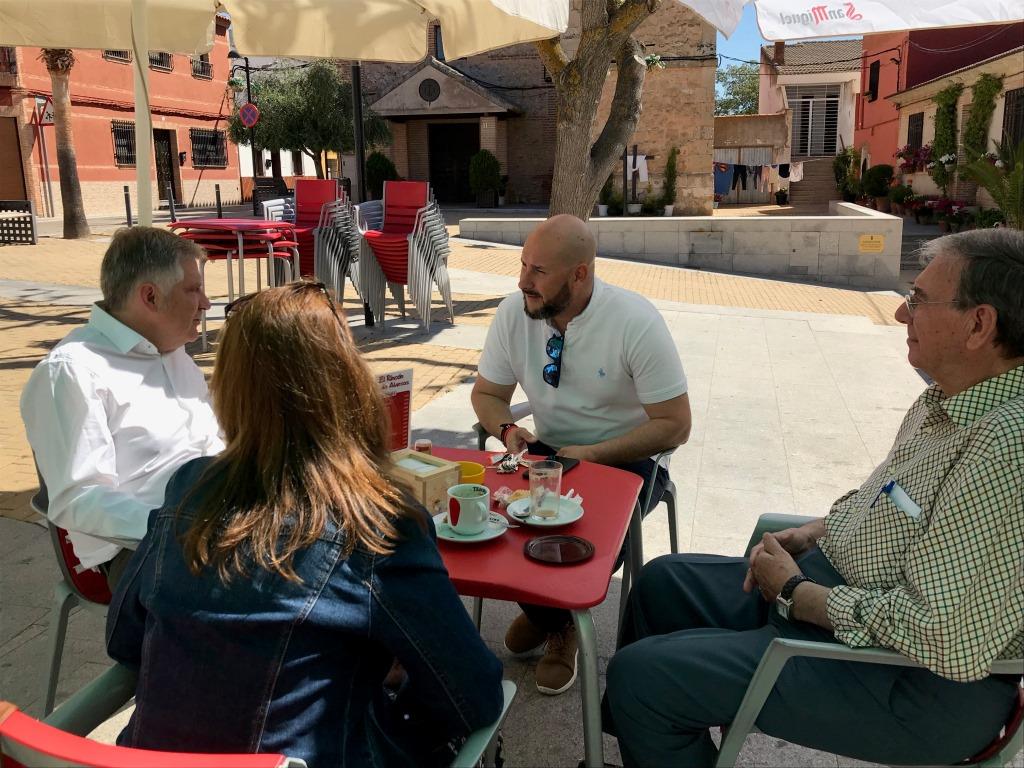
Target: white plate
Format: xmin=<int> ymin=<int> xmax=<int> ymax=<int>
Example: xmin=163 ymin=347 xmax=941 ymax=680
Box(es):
xmin=506 ymin=497 xmax=584 ymax=527
xmin=433 ymin=512 xmax=508 ymax=544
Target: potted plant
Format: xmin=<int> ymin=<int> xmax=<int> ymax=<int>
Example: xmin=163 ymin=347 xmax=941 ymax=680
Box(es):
xmin=661 ymin=146 xmax=678 ymax=216
xmin=597 ymin=175 xmax=613 ymax=217
xmin=961 ymin=139 xmax=1023 ymax=229
xmin=888 ymin=184 xmax=914 ymax=216
xmin=933 ymin=197 xmax=961 ymax=232
xmin=939 ymin=153 xmax=957 ymax=173
xmin=862 ymin=164 xmax=895 ymax=212
xmin=365 ymin=151 xmax=399 ymax=199
xmin=497 ymin=175 xmax=508 ymax=206
xmin=713 ymin=193 xmax=722 ymax=209
xmin=832 ymin=147 xmax=861 ymax=202
xmin=468 ymin=149 xmax=501 ymax=208
xmin=774 ymin=187 xmax=788 ymax=206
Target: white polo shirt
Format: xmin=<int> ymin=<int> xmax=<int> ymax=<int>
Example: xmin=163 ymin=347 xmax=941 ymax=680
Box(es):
xmin=20 ymin=304 xmax=224 ymax=568
xmin=478 ymin=279 xmax=687 ymax=448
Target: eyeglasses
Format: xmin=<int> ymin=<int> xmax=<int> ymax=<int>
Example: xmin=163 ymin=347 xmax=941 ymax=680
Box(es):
xmin=224 ymin=280 xmax=342 ymax=326
xmin=902 ymin=292 xmax=959 ymax=316
xmin=543 ymin=334 xmax=563 ymax=388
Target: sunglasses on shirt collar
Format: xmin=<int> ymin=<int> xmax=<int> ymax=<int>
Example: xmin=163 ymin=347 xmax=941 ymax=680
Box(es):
xmin=543 ymin=334 xmax=563 ymax=388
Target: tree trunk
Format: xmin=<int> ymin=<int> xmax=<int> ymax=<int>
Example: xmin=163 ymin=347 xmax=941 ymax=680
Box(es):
xmin=42 ymin=51 xmax=90 ymax=238
xmin=537 ymin=0 xmax=659 ymax=221
xmin=270 ymin=152 xmax=283 ymax=181
xmin=307 ymin=150 xmax=325 ymax=179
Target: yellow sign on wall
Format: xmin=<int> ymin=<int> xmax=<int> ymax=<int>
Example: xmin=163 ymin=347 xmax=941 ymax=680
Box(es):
xmin=859 ymin=234 xmax=885 ymax=253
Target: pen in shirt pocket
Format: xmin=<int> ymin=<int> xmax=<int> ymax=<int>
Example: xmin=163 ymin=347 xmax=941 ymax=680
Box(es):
xmin=874 ymin=479 xmax=922 ymax=520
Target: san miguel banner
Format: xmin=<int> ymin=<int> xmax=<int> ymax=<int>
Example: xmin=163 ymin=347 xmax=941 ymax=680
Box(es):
xmin=680 ymin=0 xmax=1023 ymax=39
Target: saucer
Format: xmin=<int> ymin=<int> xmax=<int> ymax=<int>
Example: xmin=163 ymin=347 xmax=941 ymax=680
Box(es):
xmin=506 ymin=497 xmax=584 ymax=527
xmin=433 ymin=512 xmax=508 ymax=544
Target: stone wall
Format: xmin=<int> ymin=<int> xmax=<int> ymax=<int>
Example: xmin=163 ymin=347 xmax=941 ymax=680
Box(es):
xmin=459 ymin=203 xmax=903 ymax=288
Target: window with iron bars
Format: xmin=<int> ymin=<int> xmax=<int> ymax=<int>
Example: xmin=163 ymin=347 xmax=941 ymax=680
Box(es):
xmin=1003 ymin=88 xmax=1023 ymax=149
xmin=103 ymin=50 xmax=132 ymax=64
xmin=1 ymin=47 xmax=18 ymax=74
xmin=907 ymin=112 xmax=924 ymax=150
xmin=148 ymin=52 xmax=173 ymax=71
xmin=190 ymin=128 xmax=227 ymax=168
xmin=111 ymin=120 xmax=136 ymax=166
xmin=190 ymin=54 xmax=212 ymax=79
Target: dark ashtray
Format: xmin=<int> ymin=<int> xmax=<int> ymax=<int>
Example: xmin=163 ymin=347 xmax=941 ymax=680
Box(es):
xmin=524 ymin=535 xmax=595 ymax=565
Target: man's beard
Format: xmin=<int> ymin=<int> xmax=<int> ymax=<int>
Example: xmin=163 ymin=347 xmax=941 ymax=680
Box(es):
xmin=523 ymin=282 xmax=572 ymax=320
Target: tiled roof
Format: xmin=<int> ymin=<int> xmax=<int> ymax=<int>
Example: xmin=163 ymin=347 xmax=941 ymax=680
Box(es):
xmin=761 ymin=39 xmax=863 ymax=74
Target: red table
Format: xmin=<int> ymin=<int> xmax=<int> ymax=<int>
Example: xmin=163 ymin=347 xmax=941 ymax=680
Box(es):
xmin=432 ymin=447 xmax=641 ymax=767
xmin=169 ymin=218 xmax=298 ymax=299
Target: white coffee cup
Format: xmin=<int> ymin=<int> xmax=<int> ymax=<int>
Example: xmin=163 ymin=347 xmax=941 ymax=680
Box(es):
xmin=446 ymin=484 xmax=490 ymax=535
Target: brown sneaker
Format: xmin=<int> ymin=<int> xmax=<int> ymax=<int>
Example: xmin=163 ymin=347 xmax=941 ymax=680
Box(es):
xmin=535 ymin=625 xmax=578 ymax=695
xmin=503 ymin=612 xmax=547 ymax=656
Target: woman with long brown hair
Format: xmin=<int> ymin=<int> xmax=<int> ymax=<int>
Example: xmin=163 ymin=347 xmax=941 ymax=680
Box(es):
xmin=106 ymin=281 xmax=503 ymax=766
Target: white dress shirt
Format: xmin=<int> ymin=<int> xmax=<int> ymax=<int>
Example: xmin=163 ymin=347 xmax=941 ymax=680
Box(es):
xmin=20 ymin=304 xmax=224 ymax=569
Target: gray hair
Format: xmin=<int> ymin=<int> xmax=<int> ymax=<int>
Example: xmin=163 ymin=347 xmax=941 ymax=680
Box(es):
xmin=921 ymin=228 xmax=1024 ymax=358
xmin=100 ymin=227 xmax=203 ymax=311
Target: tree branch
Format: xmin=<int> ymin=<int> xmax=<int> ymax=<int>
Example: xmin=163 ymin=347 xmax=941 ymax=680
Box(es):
xmin=607 ymin=0 xmax=661 ymax=46
xmin=589 ymin=36 xmax=646 ymax=172
xmin=536 ymin=38 xmax=570 ymax=79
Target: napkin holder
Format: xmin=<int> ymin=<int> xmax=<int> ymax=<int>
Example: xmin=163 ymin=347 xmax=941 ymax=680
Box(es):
xmin=389 ymin=449 xmax=462 ymax=514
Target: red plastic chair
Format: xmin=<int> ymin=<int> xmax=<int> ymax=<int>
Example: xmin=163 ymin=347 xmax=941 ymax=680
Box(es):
xmin=293 ymin=179 xmax=340 ymax=276
xmin=31 ymin=465 xmax=113 ymax=718
xmin=0 ymin=702 xmax=304 ymax=768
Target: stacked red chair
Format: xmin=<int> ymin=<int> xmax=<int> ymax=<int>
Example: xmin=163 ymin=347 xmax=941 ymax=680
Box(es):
xmin=293 ymin=179 xmax=340 ymax=276
xmin=359 ymin=181 xmax=454 ymax=329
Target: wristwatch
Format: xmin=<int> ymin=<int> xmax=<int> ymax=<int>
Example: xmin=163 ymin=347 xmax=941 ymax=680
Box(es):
xmin=776 ymin=574 xmax=815 ymax=620
xmin=498 ymin=422 xmax=518 ymax=445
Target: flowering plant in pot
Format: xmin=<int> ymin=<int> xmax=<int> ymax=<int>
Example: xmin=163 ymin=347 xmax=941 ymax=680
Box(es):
xmin=888 ymin=184 xmax=914 ymax=216
xmin=774 ymin=188 xmax=788 ymax=205
xmin=938 ymin=153 xmax=957 ymax=172
xmin=713 ymin=192 xmax=722 ymax=209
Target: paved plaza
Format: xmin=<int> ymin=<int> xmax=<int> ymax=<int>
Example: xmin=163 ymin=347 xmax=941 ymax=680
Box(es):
xmin=1 ymin=223 xmax=1017 ymax=766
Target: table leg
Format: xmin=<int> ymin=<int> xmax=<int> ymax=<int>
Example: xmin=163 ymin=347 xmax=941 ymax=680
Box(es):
xmin=225 ymin=251 xmax=235 ymax=303
xmin=472 ymin=596 xmax=483 ymax=631
xmin=571 ymin=609 xmax=603 ymax=768
xmin=626 ymin=501 xmax=643 ymax=599
xmin=236 ymin=232 xmax=246 ymax=295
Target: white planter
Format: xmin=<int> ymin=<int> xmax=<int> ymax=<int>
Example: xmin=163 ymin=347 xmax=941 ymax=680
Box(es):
xmin=627 ymin=203 xmax=642 ymax=214
xmin=597 ymin=204 xmax=609 ymax=217
xmin=497 ymin=195 xmax=506 ymax=206
xmin=663 ymin=204 xmax=674 ymax=216
xmin=712 ymin=201 xmax=719 ymax=209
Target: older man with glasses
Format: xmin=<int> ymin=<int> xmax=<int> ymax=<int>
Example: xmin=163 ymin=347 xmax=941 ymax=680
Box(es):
xmin=472 ymin=214 xmax=691 ymax=696
xmin=604 ymin=228 xmax=1024 ymax=768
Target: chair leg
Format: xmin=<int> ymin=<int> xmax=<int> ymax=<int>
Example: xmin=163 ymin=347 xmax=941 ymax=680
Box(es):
xmin=665 ymin=480 xmax=679 ymax=554
xmin=618 ymin=559 xmax=631 ymax=631
xmin=199 ymin=260 xmax=208 ymax=352
xmin=43 ymin=581 xmax=79 ymax=716
xmin=472 ymin=596 xmax=483 ymax=632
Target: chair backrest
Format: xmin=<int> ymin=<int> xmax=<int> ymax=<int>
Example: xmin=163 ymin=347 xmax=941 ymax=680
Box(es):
xmin=381 ymin=181 xmax=429 ymax=234
xmin=261 ymin=198 xmax=296 ymax=223
xmin=32 ymin=458 xmax=112 ymax=605
xmin=294 ymin=179 xmax=339 ymax=225
xmin=0 ymin=701 xmax=303 ymax=768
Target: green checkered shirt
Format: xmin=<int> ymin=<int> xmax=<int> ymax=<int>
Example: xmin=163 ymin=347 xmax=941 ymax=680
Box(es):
xmin=820 ymin=364 xmax=1024 ymax=682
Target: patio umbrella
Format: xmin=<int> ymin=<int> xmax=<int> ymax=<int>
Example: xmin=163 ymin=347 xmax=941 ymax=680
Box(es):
xmin=0 ymin=0 xmax=568 ymax=224
xmin=679 ymin=0 xmax=1023 ymax=40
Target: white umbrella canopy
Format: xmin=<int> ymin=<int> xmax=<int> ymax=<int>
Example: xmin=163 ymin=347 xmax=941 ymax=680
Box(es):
xmin=0 ymin=0 xmax=568 ymax=224
xmin=681 ymin=0 xmax=1023 ymax=40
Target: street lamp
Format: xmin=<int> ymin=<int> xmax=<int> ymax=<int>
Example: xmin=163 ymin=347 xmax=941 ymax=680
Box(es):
xmin=228 ymin=50 xmax=261 ymax=215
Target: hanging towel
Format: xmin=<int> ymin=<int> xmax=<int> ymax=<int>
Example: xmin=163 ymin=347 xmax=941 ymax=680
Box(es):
xmin=713 ymin=162 xmax=732 ymax=196
xmin=760 ymin=165 xmax=772 ymax=192
xmin=778 ymin=163 xmax=790 ymax=180
xmin=789 ymin=162 xmax=804 ymax=182
xmin=731 ymin=164 xmax=748 ymax=191
xmin=629 ymin=154 xmax=649 ymax=183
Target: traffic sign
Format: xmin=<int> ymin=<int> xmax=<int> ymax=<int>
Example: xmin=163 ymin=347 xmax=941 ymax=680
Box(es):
xmin=34 ymin=96 xmax=54 ymax=126
xmin=239 ymin=102 xmax=260 ymax=128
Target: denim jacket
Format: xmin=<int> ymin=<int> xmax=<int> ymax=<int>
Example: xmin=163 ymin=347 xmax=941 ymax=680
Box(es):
xmin=106 ymin=456 xmax=504 ymax=767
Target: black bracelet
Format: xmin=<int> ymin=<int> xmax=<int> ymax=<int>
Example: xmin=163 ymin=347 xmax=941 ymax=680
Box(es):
xmin=498 ymin=422 xmax=517 ymax=444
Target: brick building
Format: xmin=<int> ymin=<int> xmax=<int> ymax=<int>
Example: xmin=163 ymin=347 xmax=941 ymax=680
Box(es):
xmin=0 ymin=16 xmax=240 ymax=219
xmin=355 ymin=1 xmax=716 ymax=213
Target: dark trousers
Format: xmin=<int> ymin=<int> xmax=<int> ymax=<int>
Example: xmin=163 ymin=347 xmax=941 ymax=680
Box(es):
xmin=99 ymin=547 xmax=135 ymax=592
xmin=603 ymin=550 xmax=1018 ymax=768
xmin=731 ymin=164 xmax=748 ymax=190
xmin=519 ymin=440 xmax=668 ymax=633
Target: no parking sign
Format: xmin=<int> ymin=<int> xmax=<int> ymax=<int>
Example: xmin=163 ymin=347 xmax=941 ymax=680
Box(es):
xmin=239 ymin=102 xmax=260 ymax=128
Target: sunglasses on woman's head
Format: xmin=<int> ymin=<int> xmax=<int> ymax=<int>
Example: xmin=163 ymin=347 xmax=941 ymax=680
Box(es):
xmin=224 ymin=281 xmax=342 ymax=327
xmin=543 ymin=334 xmax=563 ymax=388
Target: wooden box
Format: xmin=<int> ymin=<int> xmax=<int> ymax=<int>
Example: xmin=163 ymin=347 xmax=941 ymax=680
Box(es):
xmin=389 ymin=449 xmax=462 ymax=515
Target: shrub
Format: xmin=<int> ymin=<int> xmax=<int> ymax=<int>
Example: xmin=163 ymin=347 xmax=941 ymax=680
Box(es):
xmin=365 ymin=152 xmax=398 ymax=199
xmin=862 ymin=164 xmax=895 ymax=197
xmin=599 ymin=175 xmax=614 ymax=205
xmin=961 ymin=139 xmax=1023 ymax=229
xmin=888 ymin=184 xmax=914 ymax=204
xmin=469 ymin=149 xmax=501 ymax=197
xmin=833 ymin=147 xmax=861 ymax=198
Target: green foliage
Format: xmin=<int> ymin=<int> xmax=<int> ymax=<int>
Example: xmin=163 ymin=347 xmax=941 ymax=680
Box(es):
xmin=888 ymin=184 xmax=914 ymax=204
xmin=228 ymin=60 xmax=390 ymax=177
xmin=598 ymin=175 xmax=614 ymax=205
xmin=715 ymin=63 xmax=758 ymax=116
xmin=862 ymin=164 xmax=894 ymax=197
xmin=962 ymin=74 xmax=1003 ymax=163
xmin=961 ymin=139 xmax=1023 ymax=229
xmin=929 ymin=82 xmax=964 ymax=192
xmin=661 ymin=147 xmax=678 ymax=207
xmin=366 ymin=152 xmax=398 ymax=199
xmin=468 ymin=149 xmax=501 ymax=196
xmin=974 ymin=207 xmax=1006 ymax=228
xmin=832 ymin=147 xmax=861 ymax=198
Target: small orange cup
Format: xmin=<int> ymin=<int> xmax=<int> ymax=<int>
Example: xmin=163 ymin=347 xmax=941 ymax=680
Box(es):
xmin=458 ymin=461 xmax=486 ymax=485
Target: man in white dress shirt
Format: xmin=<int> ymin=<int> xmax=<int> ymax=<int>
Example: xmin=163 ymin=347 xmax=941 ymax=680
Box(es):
xmin=21 ymin=227 xmax=224 ymax=588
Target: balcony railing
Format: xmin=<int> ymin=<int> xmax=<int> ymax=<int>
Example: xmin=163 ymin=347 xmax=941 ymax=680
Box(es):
xmin=148 ymin=52 xmax=173 ymax=72
xmin=103 ymin=50 xmax=132 ymax=64
xmin=190 ymin=56 xmax=213 ymax=79
xmin=0 ymin=47 xmax=16 ymax=75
